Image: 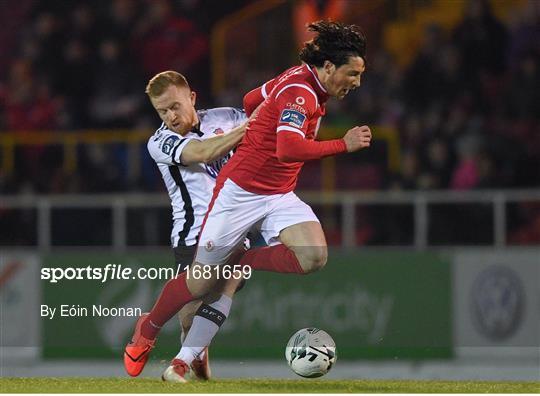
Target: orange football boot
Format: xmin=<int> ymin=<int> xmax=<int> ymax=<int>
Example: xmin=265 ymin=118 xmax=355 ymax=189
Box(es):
xmin=123 ymin=313 xmax=155 ymax=377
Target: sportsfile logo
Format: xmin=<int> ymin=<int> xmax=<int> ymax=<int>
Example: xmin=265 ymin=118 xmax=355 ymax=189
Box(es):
xmin=40 ymin=264 xmax=183 ymax=284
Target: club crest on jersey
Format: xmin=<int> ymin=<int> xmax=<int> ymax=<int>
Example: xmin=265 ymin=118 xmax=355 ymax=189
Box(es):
xmin=213 ymin=128 xmax=224 ymax=135
xmin=280 ymin=109 xmax=306 ymax=128
xmin=162 ymin=135 xmax=179 ymax=155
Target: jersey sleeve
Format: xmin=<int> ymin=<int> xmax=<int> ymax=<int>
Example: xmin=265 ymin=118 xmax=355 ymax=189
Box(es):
xmin=273 ymin=85 xmax=347 ymax=162
xmin=147 ymin=132 xmax=195 ymax=166
xmin=274 ymin=84 xmax=318 ymax=137
xmin=243 ymin=79 xmax=276 ymax=116
xmin=276 ymin=131 xmax=347 ymax=162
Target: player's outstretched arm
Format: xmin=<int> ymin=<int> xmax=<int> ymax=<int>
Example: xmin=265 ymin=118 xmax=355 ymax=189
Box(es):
xmin=181 ymin=122 xmax=247 ymax=165
xmin=276 ymin=132 xmax=346 ymax=162
xmin=275 ymin=125 xmax=371 ymax=163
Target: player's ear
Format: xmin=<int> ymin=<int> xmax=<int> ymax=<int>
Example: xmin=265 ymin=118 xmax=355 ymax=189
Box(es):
xmin=323 ymin=60 xmax=336 ymax=75
xmin=190 ymin=90 xmax=197 ymax=106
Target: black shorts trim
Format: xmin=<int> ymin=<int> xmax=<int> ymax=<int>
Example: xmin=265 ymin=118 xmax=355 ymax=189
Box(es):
xmin=173 ymin=244 xmax=197 ymax=273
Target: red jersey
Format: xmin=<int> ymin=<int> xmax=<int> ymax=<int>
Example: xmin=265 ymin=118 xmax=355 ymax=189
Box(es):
xmin=219 ymin=64 xmax=347 ymax=194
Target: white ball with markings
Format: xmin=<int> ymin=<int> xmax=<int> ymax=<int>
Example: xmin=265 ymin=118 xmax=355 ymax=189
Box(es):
xmin=285 ymin=328 xmax=337 ymax=378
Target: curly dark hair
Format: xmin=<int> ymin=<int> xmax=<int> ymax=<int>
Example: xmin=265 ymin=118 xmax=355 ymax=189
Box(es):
xmin=299 ymin=21 xmax=366 ymax=68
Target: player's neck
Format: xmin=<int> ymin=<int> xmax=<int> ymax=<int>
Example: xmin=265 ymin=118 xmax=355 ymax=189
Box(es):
xmin=314 ymin=67 xmax=330 ymax=93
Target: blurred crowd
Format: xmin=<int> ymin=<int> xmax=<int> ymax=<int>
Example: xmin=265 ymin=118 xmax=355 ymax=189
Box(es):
xmin=0 ymin=0 xmax=252 ymax=131
xmin=0 ymin=0 xmax=539 ymax=245
xmin=0 ymin=0 xmax=249 ymax=193
xmin=344 ymin=0 xmax=540 ymax=192
xmin=1 ymin=0 xmax=538 ymax=195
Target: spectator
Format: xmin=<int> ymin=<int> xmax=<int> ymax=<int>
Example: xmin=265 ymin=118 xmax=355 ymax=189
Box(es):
xmin=3 ymin=58 xmax=61 ymax=131
xmin=402 ymin=24 xmax=445 ymax=110
xmin=506 ymin=51 xmax=540 ymax=120
xmin=133 ymin=0 xmax=208 ymax=86
xmin=56 ymin=38 xmax=95 ymax=128
xmin=102 ymin=0 xmax=140 ymax=43
xmin=89 ymin=38 xmax=143 ymax=128
xmin=452 ymin=0 xmax=509 ymax=113
xmin=450 ymin=133 xmax=484 ymax=190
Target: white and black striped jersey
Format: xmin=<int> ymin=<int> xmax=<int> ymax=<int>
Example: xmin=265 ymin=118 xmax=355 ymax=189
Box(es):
xmin=148 ymin=107 xmax=246 ymax=247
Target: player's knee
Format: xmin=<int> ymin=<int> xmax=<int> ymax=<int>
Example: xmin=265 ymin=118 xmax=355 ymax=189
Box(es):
xmin=296 ymin=246 xmax=327 ymax=274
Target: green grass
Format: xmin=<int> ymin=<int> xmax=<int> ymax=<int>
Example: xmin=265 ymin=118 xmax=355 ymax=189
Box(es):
xmin=1 ymin=378 xmax=538 ymax=393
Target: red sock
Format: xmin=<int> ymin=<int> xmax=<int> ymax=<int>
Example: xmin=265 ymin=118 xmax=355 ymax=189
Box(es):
xmin=141 ymin=272 xmax=194 ymax=339
xmin=239 ymin=244 xmax=305 ymax=274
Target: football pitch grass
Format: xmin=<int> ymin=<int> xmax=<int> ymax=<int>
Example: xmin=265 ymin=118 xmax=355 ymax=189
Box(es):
xmin=1 ymin=378 xmax=538 ymax=393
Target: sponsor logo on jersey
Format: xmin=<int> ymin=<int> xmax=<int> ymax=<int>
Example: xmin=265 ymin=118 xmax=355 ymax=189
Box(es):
xmin=213 ymin=128 xmax=224 ymax=135
xmin=286 ymin=103 xmax=307 ymax=114
xmin=205 ymin=152 xmax=232 ymax=179
xmin=205 ymin=240 xmax=214 ymax=251
xmin=280 ymin=109 xmax=306 ymax=128
xmin=162 ymin=135 xmax=179 ymax=155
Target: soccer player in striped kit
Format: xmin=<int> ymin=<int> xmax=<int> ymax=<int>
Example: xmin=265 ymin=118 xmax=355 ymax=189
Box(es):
xmin=125 ymin=21 xmax=372 ymax=382
xmin=125 ymin=71 xmax=249 ymax=380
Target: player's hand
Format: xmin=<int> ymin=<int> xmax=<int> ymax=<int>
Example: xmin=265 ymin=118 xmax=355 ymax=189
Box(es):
xmin=343 ymin=125 xmax=372 ymax=152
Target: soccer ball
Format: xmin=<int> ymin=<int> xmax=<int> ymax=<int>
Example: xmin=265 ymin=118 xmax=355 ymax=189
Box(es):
xmin=285 ymin=328 xmax=337 ymax=378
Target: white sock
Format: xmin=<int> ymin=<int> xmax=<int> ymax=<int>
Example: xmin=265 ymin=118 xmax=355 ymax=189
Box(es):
xmin=175 ymin=294 xmax=232 ymax=365
xmin=180 ymin=331 xmax=206 ymax=360
xmin=181 ymin=330 xmax=206 ymax=360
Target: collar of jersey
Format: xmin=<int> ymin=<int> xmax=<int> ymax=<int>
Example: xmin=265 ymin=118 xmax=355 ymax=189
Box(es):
xmin=189 ymin=123 xmax=204 ymax=137
xmin=305 ymin=64 xmax=330 ymax=103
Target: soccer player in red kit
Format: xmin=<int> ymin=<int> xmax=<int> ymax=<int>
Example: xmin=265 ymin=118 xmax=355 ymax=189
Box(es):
xmin=125 ymin=21 xmax=371 ymax=381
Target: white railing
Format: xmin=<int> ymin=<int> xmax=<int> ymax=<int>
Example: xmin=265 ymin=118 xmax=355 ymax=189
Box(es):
xmin=2 ymin=189 xmax=540 ymax=251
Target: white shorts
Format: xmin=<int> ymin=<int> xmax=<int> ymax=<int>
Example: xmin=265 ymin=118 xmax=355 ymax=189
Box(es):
xmin=196 ymin=178 xmax=319 ymax=265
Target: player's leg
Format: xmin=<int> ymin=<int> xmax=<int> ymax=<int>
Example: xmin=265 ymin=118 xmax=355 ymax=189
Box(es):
xmin=166 ymin=292 xmax=217 ymax=382
xmin=177 ymin=179 xmax=265 ymax=332
xmin=276 ymin=220 xmax=328 ymax=273
xmin=124 ymin=236 xmax=228 ymax=378
xmin=171 ymin=245 xmax=215 ymax=380
xmin=178 ymin=301 xmax=201 ymax=342
xmin=172 ymin=245 xmax=200 ymax=341
xmin=147 ymin=263 xmax=220 ymax=335
xmin=125 ymin=179 xmax=263 ymax=377
xmin=175 ymin=283 xmax=243 ymax=381
xmin=162 ymin=268 xmax=246 ymax=382
xmin=176 ymin=300 xmax=215 ymax=379
xmin=123 ymin=271 xmax=217 ymax=377
xmin=238 ymin=192 xmax=326 ymax=274
xmin=165 ymin=238 xmax=251 ymax=381
xmin=133 ymin=178 xmax=250 ymax=343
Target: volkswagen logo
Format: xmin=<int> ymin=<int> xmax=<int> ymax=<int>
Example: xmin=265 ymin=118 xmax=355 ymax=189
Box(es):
xmin=470 ymin=265 xmax=524 ymax=341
